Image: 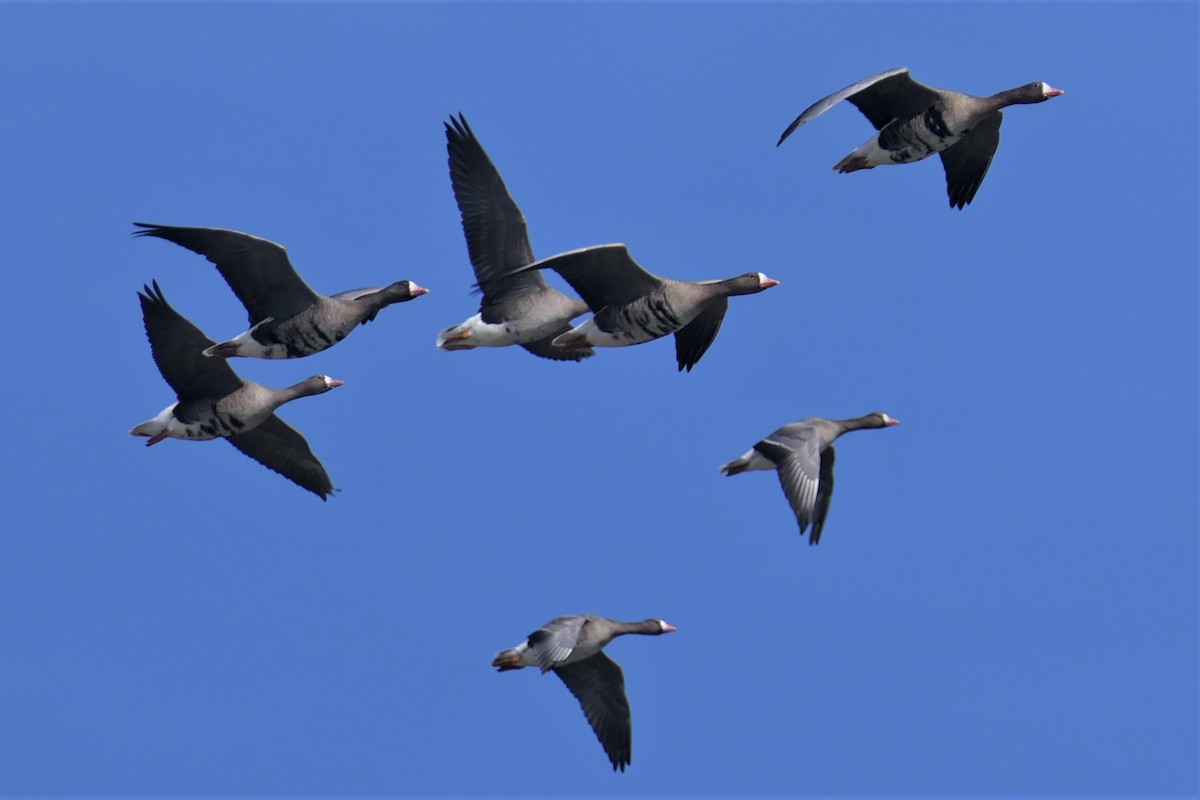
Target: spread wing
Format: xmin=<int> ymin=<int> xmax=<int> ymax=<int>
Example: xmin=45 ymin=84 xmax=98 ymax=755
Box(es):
xmin=753 ymin=425 xmax=825 ymax=540
xmin=444 ymin=114 xmax=550 ymax=304
xmin=515 ymin=245 xmax=663 ymax=310
xmin=940 ymin=110 xmax=1002 ymax=209
xmin=673 ymin=297 xmax=728 ymax=372
xmin=553 ymin=653 xmax=632 ymax=772
xmin=778 ymin=67 xmax=940 ymax=144
xmin=225 ymin=414 xmax=334 ymax=500
xmin=133 ymin=222 xmax=321 ymax=324
xmin=138 ymin=281 xmax=242 ymax=401
xmin=527 ymin=616 xmax=588 ymax=673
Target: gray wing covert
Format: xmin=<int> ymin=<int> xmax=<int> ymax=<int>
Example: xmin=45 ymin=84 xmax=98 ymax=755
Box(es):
xmin=527 ymin=615 xmax=587 ymax=673
xmin=754 ymin=425 xmax=823 ymax=538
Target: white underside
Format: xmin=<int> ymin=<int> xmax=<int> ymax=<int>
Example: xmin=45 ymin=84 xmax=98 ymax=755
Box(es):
xmin=204 ymin=320 xmax=279 ymax=358
xmin=552 ymin=316 xmax=649 ymax=349
xmin=846 ymin=136 xmax=903 ymax=168
xmin=436 ymin=313 xmax=552 ymax=350
xmin=733 ymin=448 xmax=776 ymax=472
xmin=129 ymin=402 xmax=218 ymax=442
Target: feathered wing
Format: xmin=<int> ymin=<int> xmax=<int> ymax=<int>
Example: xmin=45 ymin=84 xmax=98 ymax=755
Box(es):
xmin=133 ymin=223 xmax=320 ymax=324
xmin=527 ymin=616 xmax=588 ymax=673
xmin=518 ymin=245 xmax=663 ymax=310
xmin=753 ymin=427 xmax=824 ymax=541
xmin=810 ymin=445 xmax=837 ymax=545
xmin=844 ymin=70 xmax=943 ymax=129
xmin=444 ymin=114 xmax=550 ymax=304
xmin=939 ymin=111 xmax=1002 ymax=209
xmin=553 ymin=653 xmax=633 ymax=772
xmin=225 ymin=414 xmax=334 ymax=500
xmin=519 ymin=329 xmax=595 ymax=361
xmin=777 ymin=67 xmax=927 ymax=144
xmin=673 ymin=298 xmax=728 ymax=372
xmin=138 ymin=281 xmax=242 ymax=401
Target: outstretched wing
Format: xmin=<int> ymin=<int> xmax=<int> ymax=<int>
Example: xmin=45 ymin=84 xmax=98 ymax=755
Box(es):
xmin=444 ymin=114 xmax=550 ymax=304
xmin=778 ymin=67 xmax=940 ymax=144
xmin=940 ymin=111 xmax=1002 ymax=209
xmin=134 ymin=222 xmax=320 ymax=324
xmin=515 ymin=245 xmax=663 ymax=311
xmin=673 ymin=297 xmax=728 ymax=372
xmin=138 ymin=280 xmax=242 ymax=401
xmin=753 ymin=424 xmax=824 ymax=540
xmin=225 ymin=414 xmax=334 ymax=500
xmin=553 ymin=653 xmax=632 ymax=772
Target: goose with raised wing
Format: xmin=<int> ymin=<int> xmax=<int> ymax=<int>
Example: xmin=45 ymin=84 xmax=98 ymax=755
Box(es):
xmin=436 ymin=114 xmax=593 ymax=361
xmin=720 ymin=413 xmax=899 ymax=543
xmin=777 ymin=68 xmax=1064 ymax=208
xmin=493 ymin=615 xmax=676 ymax=771
xmin=510 ymin=244 xmax=778 ymax=371
xmin=133 ymin=223 xmax=427 ymax=358
xmin=130 ymin=281 xmax=341 ymax=499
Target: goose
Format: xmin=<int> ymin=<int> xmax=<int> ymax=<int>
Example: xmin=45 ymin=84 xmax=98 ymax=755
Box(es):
xmin=720 ymin=412 xmax=899 ymax=543
xmin=436 ymin=114 xmax=593 ymax=361
xmin=493 ymin=615 xmax=676 ymax=772
xmin=777 ymin=68 xmax=1064 ymax=208
xmin=133 ymin=222 xmax=428 ymax=358
xmin=509 ymin=244 xmax=778 ymax=371
xmin=130 ymin=281 xmax=341 ymax=500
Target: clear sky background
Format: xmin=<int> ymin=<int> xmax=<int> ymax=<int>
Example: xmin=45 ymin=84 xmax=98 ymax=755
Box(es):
xmin=0 ymin=2 xmax=1195 ymax=797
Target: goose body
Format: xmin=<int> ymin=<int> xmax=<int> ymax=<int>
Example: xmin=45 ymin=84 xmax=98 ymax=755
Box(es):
xmin=130 ymin=281 xmax=342 ymax=499
xmin=720 ymin=412 xmax=899 ymax=543
xmin=437 ymin=114 xmax=593 ymax=362
xmin=133 ymin=223 xmax=427 ymax=358
xmin=777 ymin=68 xmax=1064 ymax=208
xmin=513 ymin=244 xmax=778 ymax=371
xmin=493 ymin=614 xmax=676 ymax=772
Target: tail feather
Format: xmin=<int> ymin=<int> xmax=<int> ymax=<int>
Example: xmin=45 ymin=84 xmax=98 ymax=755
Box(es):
xmin=202 ymin=341 xmax=239 ymax=358
xmin=129 ymin=421 xmax=162 ymax=438
xmin=834 ymin=154 xmax=871 ymax=173
xmin=719 ymin=458 xmax=749 ymax=476
xmin=492 ymin=648 xmax=525 ymax=671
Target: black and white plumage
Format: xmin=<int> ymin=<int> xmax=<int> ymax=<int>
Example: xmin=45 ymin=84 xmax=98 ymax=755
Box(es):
xmin=492 ymin=615 xmax=676 ymax=772
xmin=133 ymin=223 xmax=428 ymax=358
xmin=777 ymin=68 xmax=1064 ymax=208
xmin=720 ymin=412 xmax=899 ymax=544
xmin=436 ymin=114 xmax=593 ymax=361
xmin=510 ymin=244 xmax=779 ymax=371
xmin=130 ymin=281 xmax=341 ymax=500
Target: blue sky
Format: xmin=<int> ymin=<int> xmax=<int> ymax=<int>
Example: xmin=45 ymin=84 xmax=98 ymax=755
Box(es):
xmin=0 ymin=2 xmax=1196 ymax=796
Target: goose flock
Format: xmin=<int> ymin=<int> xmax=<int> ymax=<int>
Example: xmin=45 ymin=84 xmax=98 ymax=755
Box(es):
xmin=129 ymin=71 xmax=1062 ymax=772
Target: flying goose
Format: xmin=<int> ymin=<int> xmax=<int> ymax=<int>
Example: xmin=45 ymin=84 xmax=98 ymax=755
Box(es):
xmin=130 ymin=281 xmax=341 ymax=499
xmin=720 ymin=413 xmax=899 ymax=543
xmin=436 ymin=114 xmax=593 ymax=361
xmin=133 ymin=222 xmax=428 ymax=358
xmin=509 ymin=244 xmax=778 ymax=371
xmin=777 ymin=68 xmax=1064 ymax=208
xmin=493 ymin=615 xmax=676 ymax=771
